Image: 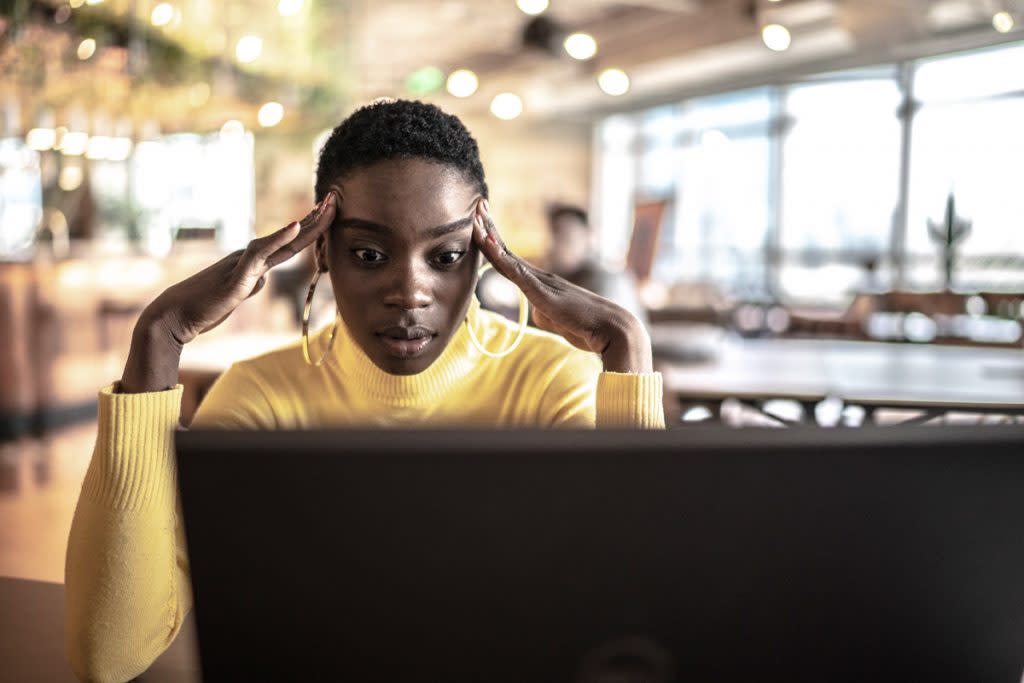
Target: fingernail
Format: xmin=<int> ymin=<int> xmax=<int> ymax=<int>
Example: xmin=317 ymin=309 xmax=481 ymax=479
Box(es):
xmin=488 ymin=233 xmax=498 ymax=245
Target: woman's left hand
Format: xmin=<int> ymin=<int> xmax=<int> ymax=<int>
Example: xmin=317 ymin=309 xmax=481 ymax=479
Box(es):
xmin=473 ymin=200 xmax=653 ymax=374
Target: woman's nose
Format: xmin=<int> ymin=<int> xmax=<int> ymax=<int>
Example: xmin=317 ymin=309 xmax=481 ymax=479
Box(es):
xmin=382 ymin=260 xmax=433 ymax=310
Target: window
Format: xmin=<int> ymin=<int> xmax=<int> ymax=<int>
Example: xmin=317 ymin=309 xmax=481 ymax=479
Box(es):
xmin=0 ymin=139 xmax=42 ymax=259
xmin=595 ymin=41 xmax=1024 ymax=305
xmin=779 ymin=76 xmax=902 ymax=301
xmin=907 ymin=44 xmax=1024 ymax=290
xmin=673 ymin=89 xmax=775 ymax=294
xmin=130 ymin=131 xmax=255 ymax=256
xmin=595 ymin=115 xmax=638 ymax=265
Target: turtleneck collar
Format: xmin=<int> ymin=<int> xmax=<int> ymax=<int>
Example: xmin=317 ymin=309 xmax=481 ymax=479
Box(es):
xmin=322 ymin=297 xmax=485 ymax=408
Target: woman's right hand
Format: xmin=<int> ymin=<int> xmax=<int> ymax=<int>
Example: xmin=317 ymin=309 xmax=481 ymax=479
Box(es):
xmin=119 ymin=191 xmax=338 ymax=393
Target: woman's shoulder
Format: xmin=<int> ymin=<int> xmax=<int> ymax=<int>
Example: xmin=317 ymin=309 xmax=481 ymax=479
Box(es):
xmin=216 ymin=334 xmax=311 ymax=389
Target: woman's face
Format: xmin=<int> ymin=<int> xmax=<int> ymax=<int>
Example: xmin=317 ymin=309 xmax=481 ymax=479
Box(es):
xmin=324 ymin=158 xmax=482 ymax=375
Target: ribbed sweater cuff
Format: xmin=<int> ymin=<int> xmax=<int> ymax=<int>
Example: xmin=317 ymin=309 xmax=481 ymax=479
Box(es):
xmin=81 ymin=384 xmax=184 ymax=511
xmin=596 ymin=372 xmax=665 ymax=429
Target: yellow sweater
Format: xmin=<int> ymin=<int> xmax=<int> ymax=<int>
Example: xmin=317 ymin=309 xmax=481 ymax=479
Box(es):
xmin=65 ymin=300 xmax=664 ymax=682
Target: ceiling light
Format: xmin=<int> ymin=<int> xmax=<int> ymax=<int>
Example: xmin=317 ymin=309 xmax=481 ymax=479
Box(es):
xmin=490 ymin=92 xmax=523 ymax=120
xmin=59 ymin=166 xmax=84 ymax=191
xmin=258 ymin=102 xmax=285 ymax=128
xmin=761 ymin=23 xmax=791 ymax=51
xmin=407 ymin=66 xmax=445 ymax=94
xmin=107 ymin=138 xmax=134 ymax=162
xmin=53 ymin=126 xmax=68 ymax=151
xmin=60 ymin=132 xmax=90 ymax=156
xmin=516 ymin=0 xmax=549 ymax=16
xmin=993 ymin=11 xmax=1015 ymax=32
xmin=564 ymin=32 xmax=598 ymax=60
xmin=446 ymin=69 xmax=479 ymax=98
xmin=151 ymin=3 xmax=174 ymax=26
xmin=85 ymin=0 xmax=103 ymax=4
xmin=86 ymin=135 xmax=113 ymax=160
xmin=235 ymin=35 xmax=263 ymax=63
xmin=278 ymin=0 xmax=303 ymax=16
xmin=220 ymin=120 xmax=245 ymax=137
xmin=77 ymin=38 xmax=96 ymax=60
xmin=69 ymin=0 xmax=85 ymax=7
xmin=26 ymin=128 xmax=56 ymax=151
xmin=598 ymin=68 xmax=630 ymax=96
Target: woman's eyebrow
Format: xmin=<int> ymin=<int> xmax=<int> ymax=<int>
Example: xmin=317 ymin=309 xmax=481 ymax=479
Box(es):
xmin=336 ymin=215 xmax=474 ymax=239
xmin=335 ymin=217 xmax=390 ymax=234
xmin=423 ymin=216 xmax=474 ymax=240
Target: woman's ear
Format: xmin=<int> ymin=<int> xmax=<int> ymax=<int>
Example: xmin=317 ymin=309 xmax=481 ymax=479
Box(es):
xmin=315 ymin=235 xmax=329 ymax=273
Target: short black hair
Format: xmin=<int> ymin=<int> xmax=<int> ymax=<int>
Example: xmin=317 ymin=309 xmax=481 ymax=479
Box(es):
xmin=314 ymin=99 xmax=488 ymax=202
xmin=547 ymin=204 xmax=589 ymax=229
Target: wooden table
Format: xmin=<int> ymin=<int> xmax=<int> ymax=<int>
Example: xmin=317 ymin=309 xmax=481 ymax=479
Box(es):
xmin=664 ymin=337 xmax=1024 ymax=423
xmin=0 ymin=577 xmax=200 ymax=682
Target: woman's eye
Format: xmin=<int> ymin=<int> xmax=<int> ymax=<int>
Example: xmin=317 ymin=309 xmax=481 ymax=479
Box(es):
xmin=353 ymin=248 xmax=387 ymax=263
xmin=435 ymin=251 xmax=466 ymax=266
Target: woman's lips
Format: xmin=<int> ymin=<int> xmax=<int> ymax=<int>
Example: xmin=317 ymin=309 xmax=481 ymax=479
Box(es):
xmin=376 ymin=332 xmax=435 ymax=358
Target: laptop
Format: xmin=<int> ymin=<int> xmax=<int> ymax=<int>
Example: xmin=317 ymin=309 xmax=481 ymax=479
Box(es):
xmin=175 ymin=425 xmax=1024 ymax=682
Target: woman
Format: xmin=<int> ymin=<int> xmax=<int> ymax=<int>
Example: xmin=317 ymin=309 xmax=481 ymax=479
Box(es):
xmin=66 ymin=99 xmax=663 ymax=682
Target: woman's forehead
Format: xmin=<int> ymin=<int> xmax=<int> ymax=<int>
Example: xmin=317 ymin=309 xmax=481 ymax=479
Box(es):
xmin=332 ymin=158 xmax=477 ymax=230
xmin=335 ymin=159 xmax=474 ymax=203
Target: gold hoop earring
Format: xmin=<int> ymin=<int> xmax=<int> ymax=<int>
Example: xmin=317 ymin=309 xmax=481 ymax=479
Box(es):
xmin=302 ymin=269 xmax=340 ymax=367
xmin=466 ymin=264 xmax=528 ymax=359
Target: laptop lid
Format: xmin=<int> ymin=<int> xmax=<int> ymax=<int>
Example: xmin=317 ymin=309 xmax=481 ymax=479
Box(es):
xmin=176 ymin=426 xmax=1024 ymax=682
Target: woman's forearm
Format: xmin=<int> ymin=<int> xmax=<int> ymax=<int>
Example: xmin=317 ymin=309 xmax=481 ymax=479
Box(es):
xmin=600 ymin=317 xmax=654 ymax=375
xmin=119 ymin=312 xmax=184 ymax=394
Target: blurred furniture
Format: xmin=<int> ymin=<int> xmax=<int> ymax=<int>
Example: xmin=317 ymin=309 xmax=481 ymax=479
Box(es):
xmin=0 ymin=264 xmax=38 ymax=439
xmin=980 ymin=292 xmax=1024 ymax=319
xmin=0 ymin=244 xmax=292 ymax=439
xmin=741 ymin=290 xmax=1024 ymax=348
xmin=0 ymin=260 xmax=144 ymax=441
xmin=664 ymin=337 xmax=1024 ymax=425
xmin=625 ymin=199 xmax=666 ymax=283
xmin=178 ymin=332 xmax=295 ymax=425
xmin=0 ymin=577 xmax=198 ymax=682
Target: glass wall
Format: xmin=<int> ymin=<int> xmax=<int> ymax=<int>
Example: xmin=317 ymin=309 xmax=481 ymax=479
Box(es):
xmin=0 ymin=139 xmax=42 ymax=259
xmin=907 ymin=43 xmax=1024 ymax=291
xmin=595 ymin=41 xmax=1024 ymax=304
xmin=131 ymin=132 xmax=255 ymax=256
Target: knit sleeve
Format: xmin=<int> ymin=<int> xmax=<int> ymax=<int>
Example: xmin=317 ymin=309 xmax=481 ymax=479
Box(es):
xmin=65 ymin=367 xmax=277 ymax=682
xmin=536 ymin=345 xmax=665 ymax=429
xmin=595 ymin=371 xmax=665 ymax=429
xmin=65 ymin=384 xmax=190 ymax=683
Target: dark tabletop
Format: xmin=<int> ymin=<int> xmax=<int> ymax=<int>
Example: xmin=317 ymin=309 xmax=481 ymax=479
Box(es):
xmin=0 ymin=576 xmax=200 ymax=683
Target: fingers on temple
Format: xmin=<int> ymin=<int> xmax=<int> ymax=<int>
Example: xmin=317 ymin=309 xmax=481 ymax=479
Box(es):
xmin=473 ymin=211 xmax=545 ymax=299
xmin=250 ymin=222 xmax=301 ymax=266
xmin=264 ymin=193 xmax=339 ymax=268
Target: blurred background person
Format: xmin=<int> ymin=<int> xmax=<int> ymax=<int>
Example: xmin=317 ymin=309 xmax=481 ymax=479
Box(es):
xmin=546 ymin=203 xmax=648 ymax=328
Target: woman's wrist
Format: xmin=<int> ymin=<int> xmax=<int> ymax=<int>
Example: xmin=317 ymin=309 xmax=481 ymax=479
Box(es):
xmin=118 ymin=312 xmax=184 ymax=394
xmin=600 ymin=317 xmax=654 ymax=374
